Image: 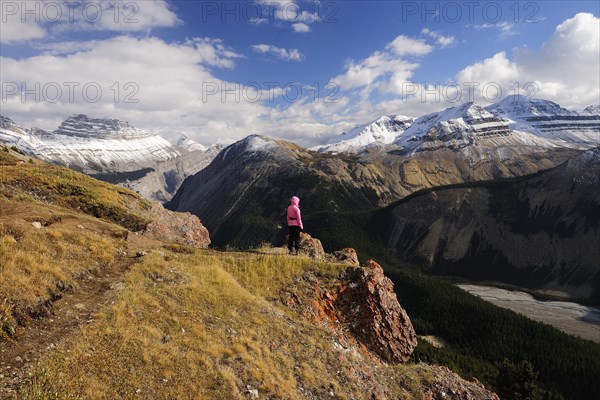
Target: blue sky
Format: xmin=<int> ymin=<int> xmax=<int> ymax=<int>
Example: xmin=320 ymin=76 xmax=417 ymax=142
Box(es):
xmin=1 ymin=1 xmax=599 ymax=145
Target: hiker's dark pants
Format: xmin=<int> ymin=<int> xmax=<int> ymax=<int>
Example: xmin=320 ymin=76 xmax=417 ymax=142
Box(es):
xmin=288 ymin=226 xmax=300 ymax=252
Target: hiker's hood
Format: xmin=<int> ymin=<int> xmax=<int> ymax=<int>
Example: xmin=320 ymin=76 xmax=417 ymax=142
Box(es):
xmin=290 ymin=196 xmax=300 ymax=206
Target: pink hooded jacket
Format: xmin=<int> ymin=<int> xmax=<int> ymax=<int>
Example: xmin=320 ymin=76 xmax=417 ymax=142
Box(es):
xmin=287 ymin=196 xmax=303 ymax=230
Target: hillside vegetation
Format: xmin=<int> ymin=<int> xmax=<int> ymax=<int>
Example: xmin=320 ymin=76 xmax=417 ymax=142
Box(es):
xmin=1 ymin=147 xmax=497 ymax=399
xmin=3 ymin=145 xmax=599 ymax=400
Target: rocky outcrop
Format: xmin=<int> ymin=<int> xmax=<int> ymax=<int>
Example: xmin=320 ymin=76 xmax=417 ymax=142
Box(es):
xmin=284 ymin=252 xmax=417 ymax=364
xmin=296 ymin=233 xmax=360 ymax=267
xmin=332 ymin=248 xmax=360 ymax=267
xmin=298 ymin=232 xmax=326 ymax=259
xmin=143 ymin=203 xmax=210 ymax=248
xmin=424 ymin=365 xmax=500 ymax=400
xmin=334 ymin=260 xmax=417 ymax=363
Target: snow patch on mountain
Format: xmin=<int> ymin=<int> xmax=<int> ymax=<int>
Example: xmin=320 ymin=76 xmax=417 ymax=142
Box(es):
xmin=171 ymin=134 xmax=206 ymax=152
xmin=241 ymin=135 xmax=278 ymax=153
xmin=0 ymin=116 xmax=28 ymax=146
xmin=581 ymin=104 xmax=600 ymax=116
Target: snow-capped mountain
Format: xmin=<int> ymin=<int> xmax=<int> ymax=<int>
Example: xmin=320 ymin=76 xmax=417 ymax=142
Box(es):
xmin=392 ymin=102 xmax=561 ymax=157
xmin=316 ymin=96 xmax=599 ymax=156
xmin=394 ymin=102 xmax=510 ymax=151
xmin=312 ymin=115 xmax=413 ymax=154
xmin=0 ymin=115 xmax=217 ymax=202
xmin=0 ymin=115 xmax=28 ymax=145
xmin=486 ymin=95 xmax=600 ymax=144
xmin=581 ymin=104 xmax=600 ymax=116
xmin=1 ymin=114 xmax=180 ymax=171
xmin=171 ymin=134 xmax=206 ymax=152
xmin=54 ymin=114 xmax=151 ymax=139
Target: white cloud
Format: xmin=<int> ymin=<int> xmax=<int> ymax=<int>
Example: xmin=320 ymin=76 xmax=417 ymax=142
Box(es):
xmin=457 ymin=51 xmax=519 ymax=85
xmin=421 ymin=28 xmax=456 ymax=48
xmin=251 ymin=44 xmax=304 ymax=61
xmin=0 ymin=36 xmax=265 ymax=145
xmin=0 ymin=0 xmax=180 ymax=44
xmin=254 ymin=0 xmax=319 ymax=32
xmin=458 ymin=13 xmax=600 ymax=109
xmin=385 ymin=35 xmax=433 ymax=56
xmin=0 ymin=4 xmax=46 ymax=43
xmin=249 ymin=17 xmax=269 ymax=25
xmin=473 ymin=21 xmax=519 ymax=38
xmin=292 ymin=22 xmax=310 ymax=33
xmin=331 ymin=35 xmax=431 ymax=95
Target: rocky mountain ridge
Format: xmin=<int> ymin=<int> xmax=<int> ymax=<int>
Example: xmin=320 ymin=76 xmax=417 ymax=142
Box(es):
xmin=338 ymin=148 xmax=600 ymax=302
xmin=168 ymin=129 xmax=579 ymax=248
xmin=486 ymin=95 xmax=600 ymax=144
xmin=316 ymin=96 xmax=599 ymax=155
xmin=312 ymin=114 xmax=413 ymax=154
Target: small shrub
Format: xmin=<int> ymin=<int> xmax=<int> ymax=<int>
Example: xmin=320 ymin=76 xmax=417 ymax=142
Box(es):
xmin=10 ymin=145 xmax=25 ymax=155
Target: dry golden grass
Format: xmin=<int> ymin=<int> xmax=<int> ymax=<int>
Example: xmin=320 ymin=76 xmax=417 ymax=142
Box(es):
xmin=0 ymin=199 xmax=126 ymax=341
xmin=1 ymin=146 xmax=433 ymax=399
xmin=17 ymin=249 xmax=431 ymax=399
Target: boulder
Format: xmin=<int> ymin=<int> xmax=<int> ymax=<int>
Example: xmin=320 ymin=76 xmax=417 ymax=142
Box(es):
xmin=332 ymin=248 xmax=359 ymax=267
xmin=335 ymin=260 xmax=418 ymax=363
xmin=298 ymin=232 xmax=326 ymax=260
xmin=144 ymin=203 xmax=210 ymax=248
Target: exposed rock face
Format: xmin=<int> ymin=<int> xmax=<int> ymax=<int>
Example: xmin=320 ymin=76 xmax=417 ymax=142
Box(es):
xmin=118 ymin=143 xmax=222 ymax=202
xmin=144 ymin=203 xmax=210 ymax=248
xmin=285 ymin=254 xmax=417 ymax=364
xmin=298 ymin=232 xmax=326 ymax=259
xmin=335 ymin=260 xmax=417 ymax=363
xmin=332 ymin=248 xmax=360 ymax=267
xmin=383 ymin=148 xmax=600 ymax=301
xmin=424 ymin=365 xmax=500 ymax=400
xmin=54 ymin=114 xmax=151 ymax=139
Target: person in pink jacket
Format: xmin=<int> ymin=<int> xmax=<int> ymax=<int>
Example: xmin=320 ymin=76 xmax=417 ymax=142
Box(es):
xmin=286 ymin=196 xmax=303 ymax=255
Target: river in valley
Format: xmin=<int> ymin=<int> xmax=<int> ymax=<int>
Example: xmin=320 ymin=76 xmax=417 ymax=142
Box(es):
xmin=457 ymin=284 xmax=600 ymax=343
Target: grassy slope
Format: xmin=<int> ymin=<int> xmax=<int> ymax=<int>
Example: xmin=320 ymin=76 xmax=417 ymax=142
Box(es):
xmin=1 ymin=148 xmax=140 ymax=341
xmin=19 ymin=249 xmax=435 ymax=400
xmin=5 ymin=145 xmax=599 ymax=399
xmin=0 ymin=147 xmax=435 ymax=399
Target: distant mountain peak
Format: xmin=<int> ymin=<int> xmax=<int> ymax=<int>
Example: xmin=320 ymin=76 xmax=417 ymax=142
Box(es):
xmin=0 ymin=115 xmax=17 ymax=128
xmin=172 ymin=134 xmax=206 ymax=152
xmin=582 ymin=104 xmax=600 ymax=115
xmin=486 ymin=96 xmax=600 ymax=144
xmin=0 ymin=115 xmax=29 ymax=145
xmin=55 ymin=114 xmax=150 ymax=138
xmin=313 ymin=114 xmax=414 ymax=154
xmin=487 ymin=95 xmax=576 ymax=118
xmin=238 ymin=134 xmax=278 ymax=152
xmin=394 ymin=101 xmax=512 ymax=153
